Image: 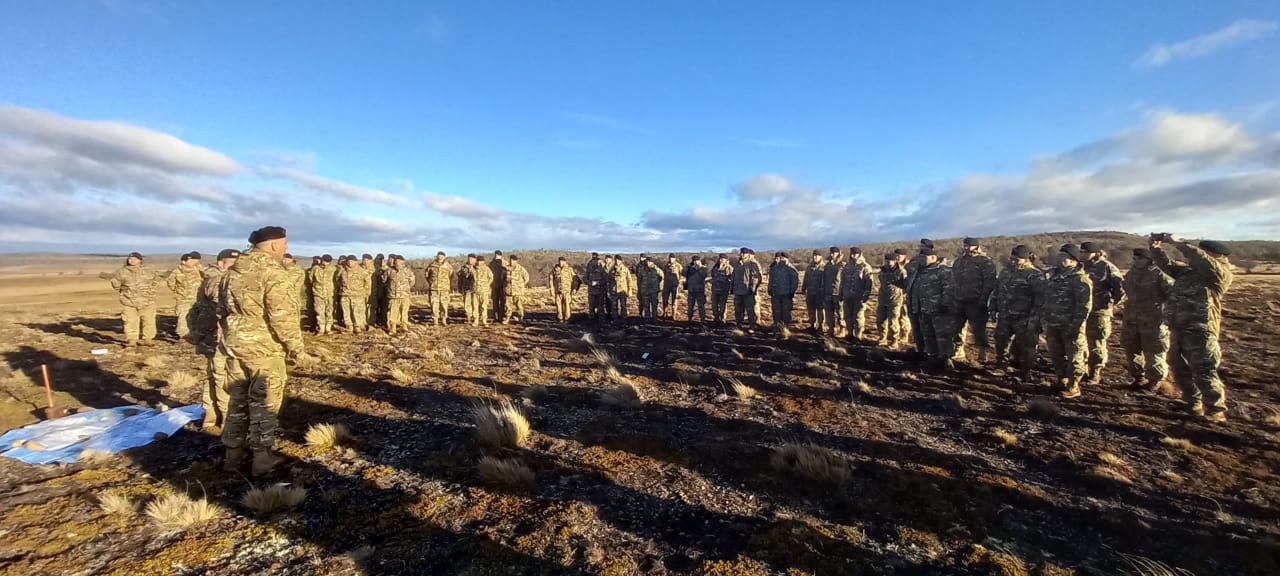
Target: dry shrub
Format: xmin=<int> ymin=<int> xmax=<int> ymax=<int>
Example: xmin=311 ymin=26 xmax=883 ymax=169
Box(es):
xmin=1027 ymin=397 xmax=1060 ymax=419
xmin=727 ymin=377 xmax=757 ymax=399
xmin=852 ymin=379 xmax=873 ymax=394
xmin=521 ymin=384 xmax=549 ymax=401
xmin=1098 ymin=452 xmax=1121 ymax=466
xmin=142 ymin=355 xmax=169 ymax=369
xmin=1117 ymin=551 xmax=1195 ymax=576
xmin=602 ymin=382 xmax=643 ymax=409
xmin=242 ymin=484 xmax=307 ymax=514
xmin=305 ymin=423 xmax=354 ymax=451
xmin=478 ymin=456 xmax=535 ymax=489
xmin=1090 ymin=465 xmax=1133 ymax=485
xmin=428 ymin=346 xmax=455 ymax=365
xmin=145 ymin=493 xmax=223 ymax=529
xmin=389 ymin=366 xmax=416 ymax=384
xmin=992 ymin=428 xmax=1018 ymax=446
xmin=590 ymin=346 xmax=615 ymax=367
xmin=98 ymin=493 xmax=136 ymax=517
xmin=473 ymin=401 xmax=531 ymax=448
xmin=1161 ymin=470 xmax=1184 ymax=483
xmin=770 ymin=444 xmax=851 ymax=486
xmin=165 ymin=370 xmax=199 ymax=389
xmin=1160 ymin=436 xmax=1193 ymax=450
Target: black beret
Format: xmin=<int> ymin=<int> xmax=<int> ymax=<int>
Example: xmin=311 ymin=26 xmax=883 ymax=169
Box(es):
xmin=466 ymin=253 xmax=476 ymax=259
xmin=740 ymin=247 xmax=750 ymax=254
xmin=1011 ymin=245 xmax=1032 ymax=259
xmin=217 ymin=249 xmax=240 ymax=260
xmin=1132 ymin=248 xmax=1152 ymax=259
xmin=963 ymin=237 xmax=979 ymax=247
xmin=718 ymin=253 xmax=728 ymax=258
xmin=812 ymin=250 xmax=822 ymax=256
xmin=128 ymin=252 xmax=144 ymax=259
xmin=510 ymin=254 xmax=520 ymax=261
xmin=829 ymin=246 xmax=840 ymax=253
xmin=494 ymin=250 xmax=503 ymax=255
xmin=779 ymin=252 xmax=789 ymax=258
xmin=248 ymin=226 xmax=286 ymax=244
xmin=1199 ymin=240 xmax=1230 ymax=256
xmin=1080 ymin=242 xmax=1100 ymax=253
xmin=283 ymin=253 xmax=294 ymax=259
xmin=848 ymin=246 xmax=862 ymax=255
xmin=188 ymin=251 xmax=202 ymax=259
xmin=668 ymin=253 xmax=677 ymax=258
xmin=884 ymin=253 xmax=896 ymax=260
xmin=375 ymin=253 xmax=385 ymax=259
xmin=744 ymin=248 xmax=756 ymax=255
xmin=1060 ymin=244 xmax=1081 ymax=261
xmin=919 ymin=238 xmax=935 ymax=248
xmin=893 ymin=248 xmax=908 ymax=256
xmin=639 ymin=253 xmax=648 ymax=259
xmin=692 ymin=255 xmax=702 ymax=261
xmin=920 ymin=248 xmax=938 ymax=256
xmin=591 ymin=252 xmax=599 ymax=258
xmin=363 ymin=254 xmax=374 ymax=259
xmin=558 ymin=256 xmax=567 ymax=262
xmin=321 ymin=254 xmax=333 ymax=262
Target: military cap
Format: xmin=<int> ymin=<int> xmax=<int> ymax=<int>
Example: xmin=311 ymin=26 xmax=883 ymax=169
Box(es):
xmin=179 ymin=253 xmax=191 ymax=262
xmin=668 ymin=253 xmax=677 ymax=258
xmin=920 ymin=247 xmax=938 ymax=256
xmin=510 ymin=254 xmax=520 ymax=261
xmin=740 ymin=247 xmax=751 ymax=254
xmin=283 ymin=253 xmax=295 ymax=259
xmin=718 ymin=253 xmax=728 ymax=259
xmin=893 ymin=248 xmax=908 ymax=256
xmin=189 ymin=251 xmax=202 ymax=259
xmin=639 ymin=253 xmax=648 ymax=259
xmin=744 ymin=248 xmax=756 ymax=255
xmin=848 ymin=246 xmax=862 ymax=255
xmin=775 ymin=251 xmax=784 ymax=257
xmin=1080 ymin=242 xmax=1100 ymax=253
xmin=321 ymin=254 xmax=333 ymax=262
xmin=311 ymin=255 xmax=321 ymax=263
xmin=558 ymin=256 xmax=567 ymax=262
xmin=612 ymin=254 xmax=622 ymax=259
xmin=1199 ymin=240 xmax=1230 ymax=256
xmin=375 ymin=253 xmax=385 ymax=259
xmin=248 ymin=226 xmax=286 ymax=244
xmin=1059 ymin=244 xmax=1081 ymax=261
xmin=1011 ymin=245 xmax=1032 ymax=259
xmin=363 ymin=253 xmax=374 ymax=260
xmin=963 ymin=237 xmax=979 ymax=247
xmin=128 ymin=252 xmax=144 ymax=259
xmin=812 ymin=250 xmax=822 ymax=256
xmin=1132 ymin=248 xmax=1152 ymax=259
xmin=779 ymin=252 xmax=789 ymax=258
xmin=494 ymin=250 xmax=503 ymax=255
xmin=591 ymin=252 xmax=599 ymax=258
xmin=884 ymin=253 xmax=896 ymax=260
xmin=692 ymin=255 xmax=702 ymax=261
xmin=466 ymin=253 xmax=477 ymax=259
xmin=919 ymin=238 xmax=935 ymax=248
xmin=829 ymin=246 xmax=840 ymax=254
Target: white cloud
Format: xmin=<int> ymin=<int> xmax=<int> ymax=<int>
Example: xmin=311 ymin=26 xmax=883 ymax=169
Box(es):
xmin=256 ymin=166 xmax=415 ymax=207
xmin=1136 ymin=19 xmax=1277 ymax=67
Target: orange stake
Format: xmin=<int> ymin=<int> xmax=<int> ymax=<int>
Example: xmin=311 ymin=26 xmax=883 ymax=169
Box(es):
xmin=41 ymin=364 xmax=53 ymax=408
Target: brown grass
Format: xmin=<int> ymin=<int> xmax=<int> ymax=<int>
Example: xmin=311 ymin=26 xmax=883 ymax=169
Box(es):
xmin=1160 ymin=436 xmax=1194 ymax=450
xmin=389 ymin=366 xmax=417 ymax=384
xmin=478 ymin=456 xmax=535 ymax=489
xmin=473 ymin=401 xmax=531 ymax=448
xmin=727 ymin=377 xmax=758 ymax=399
xmin=992 ymin=428 xmax=1018 ymax=446
xmin=142 ymin=355 xmax=169 ymax=369
xmin=1161 ymin=470 xmax=1184 ymax=483
xmin=164 ymin=370 xmax=199 ymax=389
xmin=242 ymin=484 xmax=307 ymax=514
xmin=144 ymin=493 xmax=224 ymax=529
xmin=1090 ymin=465 xmax=1133 ymax=485
xmin=97 ymin=493 xmax=136 ymax=517
xmin=1098 ymin=452 xmax=1121 ymax=466
xmin=305 ymin=423 xmax=355 ymax=451
xmin=770 ymin=444 xmax=851 ymax=486
xmin=602 ymin=382 xmax=643 ymax=409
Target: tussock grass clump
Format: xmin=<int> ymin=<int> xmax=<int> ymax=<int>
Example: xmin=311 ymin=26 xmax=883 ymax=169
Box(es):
xmin=602 ymin=382 xmax=643 ymax=409
xmin=1090 ymin=465 xmax=1133 ymax=485
xmin=1160 ymin=436 xmax=1193 ymax=451
xmin=779 ymin=327 xmax=791 ymax=340
xmin=1027 ymin=397 xmax=1060 ymax=419
xmin=727 ymin=377 xmax=757 ymax=399
xmin=98 ymin=493 xmax=136 ymax=517
xmin=478 ymin=456 xmax=535 ymax=489
xmin=822 ymin=338 xmax=848 ymax=356
xmin=142 ymin=355 xmax=169 ymax=369
xmin=731 ymin=348 xmax=746 ymax=360
xmin=389 ymin=366 xmax=417 ymax=384
xmin=852 ymin=379 xmax=873 ymax=394
xmin=145 ymin=493 xmax=224 ymax=529
xmin=521 ymin=384 xmax=549 ymax=401
xmin=242 ymin=484 xmax=307 ymax=514
xmin=992 ymin=428 xmax=1018 ymax=446
xmin=427 ymin=346 xmax=455 ymax=365
xmin=165 ymin=370 xmax=199 ymax=389
xmin=473 ymin=401 xmax=531 ymax=448
xmin=1098 ymin=452 xmax=1121 ymax=466
xmin=770 ymin=444 xmax=851 ymax=486
xmin=806 ymin=361 xmax=837 ymax=379
xmin=590 ymin=346 xmax=615 ymax=368
xmin=1117 ymin=551 xmax=1195 ymax=576
xmin=305 ymin=423 xmax=354 ymax=451
xmin=1161 ymin=470 xmax=1184 ymax=483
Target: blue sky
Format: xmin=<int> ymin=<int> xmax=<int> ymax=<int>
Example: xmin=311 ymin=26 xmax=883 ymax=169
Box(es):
xmin=1 ymin=1 xmax=1278 ymax=255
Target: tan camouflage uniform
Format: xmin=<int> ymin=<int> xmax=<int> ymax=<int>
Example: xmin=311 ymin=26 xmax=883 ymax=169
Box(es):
xmin=339 ymin=262 xmax=371 ymax=331
xmin=503 ymin=260 xmax=530 ymax=323
xmin=1153 ymin=243 xmax=1233 ymax=415
xmin=385 ymin=263 xmax=415 ymax=333
xmin=110 ymin=262 xmax=160 ymax=344
xmin=308 ymin=262 xmax=337 ymax=334
xmin=549 ymin=262 xmax=578 ymax=322
xmin=1084 ymin=255 xmax=1125 ymax=381
xmin=877 ymin=260 xmax=908 ymax=347
xmin=283 ymin=261 xmax=306 ymax=329
xmin=709 ymin=259 xmax=733 ymax=323
xmin=427 ymin=260 xmax=454 ymax=326
xmin=609 ymin=260 xmax=634 ymax=321
xmin=468 ymin=262 xmax=494 ymax=326
xmin=1042 ymin=264 xmax=1091 ymax=391
xmin=1121 ymin=261 xmax=1173 ymax=388
xmin=166 ymin=263 xmax=203 ymax=339
xmin=192 ymin=264 xmax=231 ymax=427
xmin=839 ymin=258 xmax=873 ymax=339
xmin=661 ymin=259 xmax=683 ymax=319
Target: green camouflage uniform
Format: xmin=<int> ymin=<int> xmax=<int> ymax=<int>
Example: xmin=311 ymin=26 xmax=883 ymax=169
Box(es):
xmin=992 ymin=262 xmax=1046 ymax=378
xmin=877 ymin=262 xmax=907 ymax=347
xmin=684 ymin=260 xmax=709 ymax=322
xmin=802 ymin=260 xmax=826 ymax=330
xmin=768 ymin=260 xmax=799 ymax=326
xmin=427 ymin=260 xmax=454 ymax=326
xmin=549 ymin=263 xmax=578 ymax=322
xmin=385 ymin=265 xmax=415 ymax=333
xmin=1153 ymin=244 xmax=1233 ymax=414
xmin=219 ymin=249 xmax=305 ymax=452
xmin=709 ymin=260 xmax=733 ymax=323
xmin=166 ymin=264 xmax=203 ymax=339
xmin=503 ymin=261 xmax=529 ymax=323
xmin=820 ymin=254 xmax=845 ymax=334
xmin=192 ymin=264 xmax=231 ymax=427
xmin=467 ymin=263 xmax=493 ymax=326
xmin=906 ymin=261 xmax=957 ymax=361
xmin=110 ymin=263 xmax=160 ymax=344
xmin=308 ymin=263 xmax=337 ymax=334
xmin=636 ymin=263 xmax=664 ymax=320
xmin=1042 ymin=265 xmax=1091 ymax=388
xmin=585 ymin=259 xmax=609 ymax=319
xmin=457 ymin=263 xmax=478 ymax=325
xmin=838 ymin=260 xmax=873 ymax=339
xmin=1121 ymin=263 xmax=1173 ymax=387
xmin=952 ymin=251 xmax=997 ymax=355
xmin=1084 ymin=257 xmax=1125 ymax=379
xmin=609 ymin=262 xmax=633 ymax=320
xmin=339 ymin=263 xmax=371 ymax=331
xmin=283 ymin=261 xmax=306 ymax=330
xmin=732 ymin=257 xmax=764 ymax=326
xmin=661 ymin=260 xmax=683 ymax=318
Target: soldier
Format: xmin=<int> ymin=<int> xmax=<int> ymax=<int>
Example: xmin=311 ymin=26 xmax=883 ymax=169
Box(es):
xmin=109 ymin=252 xmax=161 ymax=347
xmin=801 ymin=251 xmax=826 ymax=331
xmin=877 ymin=252 xmax=908 ymax=348
xmin=303 ymin=256 xmax=320 ymax=329
xmin=820 ymin=247 xmax=845 ymax=335
xmin=991 ymin=245 xmax=1046 ymax=384
xmin=1042 ymin=244 xmax=1092 ymax=398
xmin=426 ymin=251 xmax=454 ymax=326
xmin=549 ymin=256 xmax=578 ymax=323
xmin=951 ymin=237 xmax=997 ymax=363
xmin=584 ymin=253 xmax=609 ymax=321
xmin=281 ymin=253 xmax=306 ymax=330
xmin=219 ymin=227 xmax=316 ymax=475
xmin=503 ymin=254 xmax=530 ymax=324
xmin=339 ymin=256 xmax=371 ymax=332
xmin=334 ymin=255 xmax=349 ymax=327
xmin=839 ymin=247 xmax=873 ymax=340
xmin=490 ymin=250 xmax=508 ymax=324
xmin=661 ymin=254 xmax=683 ymax=319
xmin=1121 ymin=248 xmax=1173 ymax=392
xmin=458 ymin=254 xmax=479 ymax=325
xmin=308 ymin=255 xmax=337 ymax=335
xmin=768 ymin=252 xmax=799 ymax=326
xmin=385 ymin=254 xmax=415 ymax=334
xmin=1081 ymin=242 xmax=1125 ymax=384
xmin=370 ymin=254 xmax=388 ymax=328
xmin=907 ymin=248 xmax=957 ymax=369
xmin=601 ymin=254 xmax=617 ymax=322
xmin=732 ymin=248 xmax=764 ymax=329
xmin=684 ymin=255 xmax=709 ymax=323
xmin=904 ymin=239 xmax=933 ymax=354
xmin=709 ymin=253 xmax=733 ymax=323
xmin=191 ymin=248 xmax=239 ymax=429
xmin=470 ymin=254 xmax=494 ymax=326
xmin=1151 ymin=236 xmax=1233 ymax=422
xmin=636 ymin=258 xmax=664 ymax=321
xmin=165 ymin=252 xmax=203 ymax=341
xmin=610 ymin=255 xmax=633 ymax=322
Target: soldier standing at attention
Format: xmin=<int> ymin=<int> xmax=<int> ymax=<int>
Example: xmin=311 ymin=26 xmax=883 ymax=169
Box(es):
xmin=907 ymin=248 xmax=957 ymax=369
xmin=426 ymin=251 xmax=454 ymax=326
xmin=458 ymin=254 xmax=479 ymax=325
xmin=732 ymin=248 xmax=764 ymax=330
xmin=1081 ymin=242 xmax=1125 ymax=384
xmin=601 ymin=254 xmax=617 ymax=322
xmin=166 ymin=252 xmax=203 ymax=341
xmin=334 ymin=255 xmax=349 ymax=327
xmin=991 ymin=245 xmax=1046 ymax=384
xmin=839 ymin=247 xmax=873 ymax=340
xmin=684 ymin=255 xmax=709 ymax=323
xmin=951 ymin=237 xmax=997 ymax=364
xmin=110 ymin=252 xmax=161 ymax=347
xmin=281 ymin=253 xmax=306 ymax=330
xmin=904 ymin=240 xmax=933 ymax=355
xmin=303 ymin=256 xmax=320 ymax=330
xmin=385 ymin=255 xmax=415 ymax=334
xmin=802 ymin=251 xmax=826 ymax=332
xmin=549 ymin=256 xmax=578 ymax=323
xmin=584 ymin=253 xmax=608 ymax=321
xmin=219 ymin=226 xmax=316 ymax=475
xmin=1121 ymin=248 xmax=1173 ymax=392
xmin=661 ymin=254 xmax=683 ymax=320
xmin=610 ymin=255 xmax=633 ymax=323
xmin=370 ymin=254 xmax=388 ymax=329
xmin=820 ymin=247 xmax=845 ymax=336
xmin=309 ymin=255 xmax=337 ymax=335
xmin=471 ymin=254 xmax=494 ymax=326
xmin=1151 ymin=235 xmax=1233 ymax=422
xmin=503 ymin=255 xmax=530 ymax=324
xmin=710 ymin=253 xmax=734 ymax=324
xmin=191 ymin=249 xmax=239 ymax=429
xmin=877 ymin=252 xmax=907 ymax=348
xmin=490 ymin=250 xmax=508 ymax=324
xmin=768 ymin=252 xmax=799 ymax=327
xmin=339 ymin=256 xmax=371 ymax=333
xmin=636 ymin=258 xmax=664 ymax=321
xmin=1042 ymin=244 xmax=1092 ymax=398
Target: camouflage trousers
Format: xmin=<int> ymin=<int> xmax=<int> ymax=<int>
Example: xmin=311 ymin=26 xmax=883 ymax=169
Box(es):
xmin=503 ymin=294 xmax=525 ymax=323
xmin=463 ymin=291 xmax=489 ymax=326
xmin=771 ymin=294 xmax=793 ymax=325
xmin=821 ymin=296 xmax=844 ymax=334
xmin=638 ymin=291 xmax=660 ymax=319
xmin=711 ymin=289 xmax=730 ymax=323
xmin=387 ymin=298 xmax=411 ymax=332
xmin=805 ymin=293 xmax=824 ymax=328
xmin=340 ymin=296 xmax=367 ymax=330
xmin=1086 ymin=309 xmax=1113 ymax=374
xmin=876 ymin=302 xmax=906 ymax=346
xmin=313 ymin=296 xmax=334 ymax=333
xmin=553 ymin=292 xmax=572 ymax=322
xmin=662 ymin=286 xmax=680 ymax=317
xmin=1043 ymin=323 xmax=1086 ymax=382
xmin=222 ymin=354 xmax=287 ymax=451
xmin=174 ymin=298 xmax=196 ymax=339
xmin=1121 ymin=319 xmax=1168 ymax=386
xmin=201 ymin=346 xmax=232 ymax=428
xmin=994 ymin=314 xmax=1039 ymax=373
xmin=121 ymin=303 xmax=157 ymax=344
xmin=610 ymin=293 xmax=629 ymax=320
xmin=687 ymin=290 xmax=707 ymax=322
xmin=430 ymin=290 xmax=449 ymax=325
xmin=841 ymin=298 xmax=868 ymax=339
xmin=588 ymin=291 xmax=608 ymax=319
xmin=953 ymin=300 xmax=991 ymax=351
xmin=734 ymin=294 xmax=758 ymax=326
xmin=1169 ymin=327 xmax=1226 ymax=413
xmin=915 ymin=312 xmax=957 ymax=360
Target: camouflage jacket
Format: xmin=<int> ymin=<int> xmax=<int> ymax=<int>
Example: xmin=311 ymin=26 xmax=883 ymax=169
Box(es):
xmin=1153 ymin=244 xmax=1233 ymax=333
xmin=308 ymin=264 xmax=336 ymax=299
xmin=489 ymin=258 xmax=507 ymax=292
xmin=609 ymin=263 xmax=633 ymax=296
xmin=386 ymin=266 xmax=415 ymax=299
xmin=662 ymin=260 xmax=683 ymax=291
xmin=877 ymin=263 xmax=907 ymax=307
xmin=907 ymin=262 xmax=954 ymax=315
xmin=952 ymin=252 xmax=997 ymax=304
xmin=110 ymin=264 xmax=161 ymax=308
xmin=549 ymin=264 xmax=577 ymax=295
xmin=821 ymin=254 xmax=845 ymax=298
xmin=456 ymin=264 xmax=477 ymax=293
xmin=710 ymin=261 xmax=734 ymax=292
xmin=1084 ymin=257 xmax=1125 ymax=311
xmin=636 ymin=264 xmax=664 ymax=294
xmin=472 ymin=264 xmax=493 ymax=298
xmin=166 ymin=265 xmax=203 ymax=302
xmin=768 ymin=261 xmax=799 ymax=296
xmin=801 ymin=261 xmax=826 ymax=295
xmin=191 ymin=264 xmax=227 ymax=345
xmin=992 ymin=262 xmax=1046 ymax=319
xmin=584 ymin=259 xmax=608 ymax=293
xmin=219 ymin=249 xmax=304 ymax=360
xmin=504 ymin=262 xmax=529 ymax=296
xmin=838 ymin=260 xmax=873 ymax=301
xmin=1042 ymin=265 xmax=1091 ymax=329
xmin=427 ymin=261 xmax=454 ymax=292
xmin=684 ymin=261 xmax=709 ymax=293
xmin=339 ymin=265 xmax=370 ymax=298
xmin=283 ymin=262 xmax=306 ymax=306
xmin=1122 ymin=264 xmax=1172 ymax=327
xmin=732 ymin=259 xmax=763 ymax=296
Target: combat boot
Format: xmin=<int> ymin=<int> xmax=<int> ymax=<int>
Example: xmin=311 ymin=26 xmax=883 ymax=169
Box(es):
xmin=223 ymin=448 xmax=247 ymax=472
xmin=1060 ymin=378 xmax=1082 ymax=399
xmin=251 ymin=450 xmax=285 ymax=476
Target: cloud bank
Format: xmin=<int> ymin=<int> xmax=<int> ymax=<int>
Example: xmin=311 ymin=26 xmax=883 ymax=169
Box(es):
xmin=1137 ymin=19 xmax=1277 ymax=67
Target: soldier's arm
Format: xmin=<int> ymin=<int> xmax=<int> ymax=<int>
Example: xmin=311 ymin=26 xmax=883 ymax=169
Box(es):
xmin=1158 ymin=270 xmax=1174 ymax=301
xmin=1030 ymin=274 xmax=1047 ymax=324
xmin=1176 ymin=243 xmax=1229 ymax=291
xmin=165 ymin=270 xmax=178 ymax=291
xmin=263 ymin=268 xmax=306 ymax=357
xmin=1071 ymin=277 xmax=1091 ymax=328
xmin=110 ymin=269 xmax=123 ymax=290
xmin=1150 ymin=246 xmax=1188 ymax=278
xmin=1108 ymin=263 xmax=1125 ymax=304
xmin=860 ymin=267 xmax=873 ymax=301
xmin=940 ymin=270 xmax=955 ymax=310
xmin=981 ymin=258 xmax=997 ymax=300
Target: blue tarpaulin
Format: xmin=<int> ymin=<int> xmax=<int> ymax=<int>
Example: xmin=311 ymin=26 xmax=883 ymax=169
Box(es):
xmin=0 ymin=404 xmax=203 ymax=464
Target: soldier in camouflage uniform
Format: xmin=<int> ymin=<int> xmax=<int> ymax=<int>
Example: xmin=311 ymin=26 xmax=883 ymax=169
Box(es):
xmin=1042 ymin=245 xmax=1092 ymax=398
xmin=877 ymin=253 xmax=908 ymax=348
xmin=904 ymin=240 xmax=933 ymax=355
xmin=549 ymin=256 xmax=579 ymax=323
xmin=219 ymin=227 xmax=316 ymax=475
xmin=820 ymin=247 xmax=845 ymax=335
xmin=458 ymin=254 xmax=479 ymax=325
xmin=906 ymin=248 xmax=957 ymax=368
xmin=110 ymin=252 xmax=161 ymax=346
xmin=952 ymin=238 xmax=997 ymax=363
xmin=802 ymin=251 xmax=826 ymax=331
xmin=426 ymin=251 xmax=454 ymax=326
xmin=636 ymin=258 xmax=664 ymax=321
xmin=191 ymin=249 xmax=239 ymax=429
xmin=490 ymin=251 xmax=508 ymax=324
xmin=839 ymin=247 xmax=874 ymax=340
xmin=281 ymin=254 xmax=306 ymax=330
xmin=385 ymin=255 xmax=416 ymax=334
xmin=1151 ymin=237 xmax=1233 ymax=421
xmin=370 ymin=254 xmax=388 ymax=329
xmin=732 ymin=248 xmax=764 ymax=329
xmin=1121 ymin=248 xmax=1173 ymax=391
xmin=334 ymin=255 xmax=349 ymax=327
xmin=166 ymin=252 xmax=203 ymax=341
xmin=1080 ymin=242 xmax=1125 ymax=384
xmin=768 ymin=252 xmax=799 ymax=326
xmin=684 ymin=255 xmax=709 ymax=323
xmin=709 ymin=254 xmax=733 ymax=324
xmin=660 ymin=254 xmax=683 ymax=319
xmin=470 ymin=254 xmax=494 ymax=326
xmin=991 ymin=245 xmax=1046 ymax=384
xmin=503 ymin=255 xmax=530 ymax=324
xmin=609 ymin=255 xmax=633 ymax=322
xmin=308 ymin=255 xmax=337 ymax=335
xmin=584 ymin=253 xmax=608 ymax=321
xmin=339 ymin=256 xmax=371 ymax=332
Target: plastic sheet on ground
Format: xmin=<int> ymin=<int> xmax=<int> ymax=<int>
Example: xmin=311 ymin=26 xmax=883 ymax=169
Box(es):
xmin=0 ymin=404 xmax=204 ymax=464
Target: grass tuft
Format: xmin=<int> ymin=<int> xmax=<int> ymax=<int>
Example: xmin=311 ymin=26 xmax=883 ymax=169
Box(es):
xmin=992 ymin=428 xmax=1018 ymax=446
xmin=165 ymin=370 xmax=199 ymax=389
xmin=1091 ymin=465 xmax=1133 ymax=485
xmin=98 ymin=493 xmax=136 ymax=517
xmin=305 ymin=423 xmax=355 ymax=451
xmin=1098 ymin=452 xmax=1121 ymax=466
xmin=142 ymin=355 xmax=169 ymax=369
xmin=1116 ymin=551 xmax=1195 ymax=576
xmin=473 ymin=400 xmax=531 ymax=448
xmin=770 ymin=444 xmax=851 ymax=486
xmin=1161 ymin=470 xmax=1184 ymax=483
xmin=806 ymin=361 xmax=838 ymax=379
xmin=822 ymin=338 xmax=849 ymax=356
xmin=1160 ymin=436 xmax=1193 ymax=451
xmin=389 ymin=366 xmax=416 ymax=384
xmin=602 ymin=382 xmax=643 ymax=409
xmin=852 ymin=379 xmax=873 ymax=394
xmin=145 ymin=493 xmax=223 ymax=529
xmin=478 ymin=456 xmax=535 ymax=489
xmin=726 ymin=377 xmax=757 ymax=399
xmin=242 ymin=484 xmax=307 ymax=514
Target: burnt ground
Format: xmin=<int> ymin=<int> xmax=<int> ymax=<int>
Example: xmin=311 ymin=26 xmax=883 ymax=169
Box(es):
xmin=0 ymin=279 xmax=1278 ymax=576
